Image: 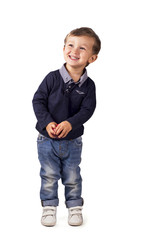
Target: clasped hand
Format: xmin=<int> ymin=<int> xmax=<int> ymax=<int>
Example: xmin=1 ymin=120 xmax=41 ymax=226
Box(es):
xmin=46 ymin=121 xmax=72 ymax=139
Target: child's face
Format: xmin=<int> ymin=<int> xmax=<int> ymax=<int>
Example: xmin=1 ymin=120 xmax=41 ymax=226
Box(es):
xmin=63 ymin=35 xmax=97 ymax=69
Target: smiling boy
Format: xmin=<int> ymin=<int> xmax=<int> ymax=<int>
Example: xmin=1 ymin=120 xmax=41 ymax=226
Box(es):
xmin=32 ymin=27 xmax=101 ymax=226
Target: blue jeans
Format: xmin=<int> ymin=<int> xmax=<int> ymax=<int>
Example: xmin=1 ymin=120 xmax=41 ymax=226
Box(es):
xmin=37 ymin=134 xmax=83 ymax=208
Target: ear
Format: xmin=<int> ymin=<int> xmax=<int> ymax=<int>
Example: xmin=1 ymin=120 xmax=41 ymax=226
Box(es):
xmin=88 ymin=54 xmax=98 ymax=64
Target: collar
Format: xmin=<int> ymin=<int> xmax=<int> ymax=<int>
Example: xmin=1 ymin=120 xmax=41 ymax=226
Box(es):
xmin=59 ymin=64 xmax=88 ymax=87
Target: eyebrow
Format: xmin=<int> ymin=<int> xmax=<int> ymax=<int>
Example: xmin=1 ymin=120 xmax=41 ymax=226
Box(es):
xmin=67 ymin=41 xmax=90 ymax=48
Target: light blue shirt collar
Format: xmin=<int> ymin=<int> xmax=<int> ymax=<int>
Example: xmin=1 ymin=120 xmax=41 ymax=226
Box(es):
xmin=59 ymin=64 xmax=88 ymax=87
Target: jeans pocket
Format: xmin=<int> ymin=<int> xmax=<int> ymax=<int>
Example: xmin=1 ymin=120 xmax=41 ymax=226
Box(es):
xmin=74 ymin=137 xmax=82 ymax=147
xmin=37 ymin=134 xmax=47 ymax=143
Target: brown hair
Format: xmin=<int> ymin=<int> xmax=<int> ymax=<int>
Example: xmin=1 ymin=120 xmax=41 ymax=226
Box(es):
xmin=64 ymin=27 xmax=101 ymax=55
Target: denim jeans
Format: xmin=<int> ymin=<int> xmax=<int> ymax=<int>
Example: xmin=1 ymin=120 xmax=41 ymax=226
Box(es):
xmin=37 ymin=134 xmax=83 ymax=208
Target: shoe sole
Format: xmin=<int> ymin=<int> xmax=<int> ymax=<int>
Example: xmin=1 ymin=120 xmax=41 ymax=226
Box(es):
xmin=68 ymin=221 xmax=83 ymax=226
xmin=41 ymin=220 xmax=56 ymax=227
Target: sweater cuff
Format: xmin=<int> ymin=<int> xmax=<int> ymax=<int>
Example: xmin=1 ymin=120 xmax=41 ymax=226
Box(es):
xmin=67 ymin=117 xmax=80 ymax=130
xmin=39 ymin=116 xmax=55 ymax=130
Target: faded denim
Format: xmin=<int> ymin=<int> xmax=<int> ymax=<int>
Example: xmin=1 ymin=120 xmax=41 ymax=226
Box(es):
xmin=37 ymin=134 xmax=83 ymax=208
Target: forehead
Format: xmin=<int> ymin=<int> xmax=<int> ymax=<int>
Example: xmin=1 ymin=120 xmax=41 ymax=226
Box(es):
xmin=66 ymin=35 xmax=95 ymax=48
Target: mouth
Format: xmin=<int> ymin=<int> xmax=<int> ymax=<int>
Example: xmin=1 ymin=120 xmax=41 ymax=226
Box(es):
xmin=68 ymin=55 xmax=79 ymax=61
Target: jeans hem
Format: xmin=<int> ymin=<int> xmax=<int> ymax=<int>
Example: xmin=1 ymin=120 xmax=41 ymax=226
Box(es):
xmin=41 ymin=199 xmax=59 ymax=207
xmin=65 ymin=198 xmax=84 ymax=208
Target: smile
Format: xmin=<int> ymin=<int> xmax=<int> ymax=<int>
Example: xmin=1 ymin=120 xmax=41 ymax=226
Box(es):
xmin=69 ymin=55 xmax=79 ymax=60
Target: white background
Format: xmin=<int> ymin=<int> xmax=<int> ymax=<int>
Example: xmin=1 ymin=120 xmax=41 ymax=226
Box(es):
xmin=0 ymin=0 xmax=149 ymax=239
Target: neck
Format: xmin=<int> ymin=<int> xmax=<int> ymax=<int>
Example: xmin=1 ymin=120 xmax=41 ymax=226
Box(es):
xmin=65 ymin=64 xmax=84 ymax=82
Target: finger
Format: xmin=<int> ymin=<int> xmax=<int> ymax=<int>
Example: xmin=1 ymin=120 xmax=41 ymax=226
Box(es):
xmin=51 ymin=124 xmax=56 ymax=128
xmin=59 ymin=129 xmax=69 ymax=138
xmin=58 ymin=130 xmax=67 ymax=138
xmin=50 ymin=128 xmax=56 ymax=135
xmin=56 ymin=125 xmax=63 ymax=135
xmin=61 ymin=131 xmax=68 ymax=138
xmin=48 ymin=128 xmax=57 ymax=138
xmin=51 ymin=124 xmax=58 ymax=134
xmin=49 ymin=132 xmax=56 ymax=138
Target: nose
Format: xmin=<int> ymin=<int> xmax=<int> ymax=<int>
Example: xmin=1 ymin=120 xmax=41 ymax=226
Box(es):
xmin=72 ymin=47 xmax=79 ymax=55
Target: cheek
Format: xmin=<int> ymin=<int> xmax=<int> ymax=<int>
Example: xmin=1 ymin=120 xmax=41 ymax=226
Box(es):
xmin=63 ymin=49 xmax=68 ymax=57
xmin=63 ymin=51 xmax=70 ymax=61
xmin=64 ymin=49 xmax=70 ymax=56
xmin=81 ymin=52 xmax=89 ymax=59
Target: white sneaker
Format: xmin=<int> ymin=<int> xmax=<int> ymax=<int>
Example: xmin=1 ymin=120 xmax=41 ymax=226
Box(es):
xmin=68 ymin=206 xmax=83 ymax=226
xmin=41 ymin=206 xmax=56 ymax=227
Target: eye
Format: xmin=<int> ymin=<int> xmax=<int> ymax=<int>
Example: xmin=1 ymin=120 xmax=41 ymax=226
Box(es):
xmin=68 ymin=44 xmax=73 ymax=47
xmin=80 ymin=47 xmax=86 ymax=50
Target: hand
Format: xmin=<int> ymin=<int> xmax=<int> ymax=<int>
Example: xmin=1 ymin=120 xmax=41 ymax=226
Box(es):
xmin=46 ymin=122 xmax=58 ymax=138
xmin=55 ymin=121 xmax=72 ymax=138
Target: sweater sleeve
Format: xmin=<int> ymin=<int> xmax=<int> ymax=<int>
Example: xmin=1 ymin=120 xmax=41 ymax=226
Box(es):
xmin=32 ymin=75 xmax=55 ymax=131
xmin=67 ymin=83 xmax=96 ymax=130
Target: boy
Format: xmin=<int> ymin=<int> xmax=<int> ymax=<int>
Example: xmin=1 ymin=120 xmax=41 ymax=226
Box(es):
xmin=32 ymin=27 xmax=101 ymax=226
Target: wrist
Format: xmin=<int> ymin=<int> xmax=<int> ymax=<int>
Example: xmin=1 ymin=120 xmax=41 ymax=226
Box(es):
xmin=66 ymin=121 xmax=72 ymax=130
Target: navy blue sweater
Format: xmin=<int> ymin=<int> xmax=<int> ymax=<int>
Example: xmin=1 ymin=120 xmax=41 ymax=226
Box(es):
xmin=32 ymin=69 xmax=96 ymax=140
